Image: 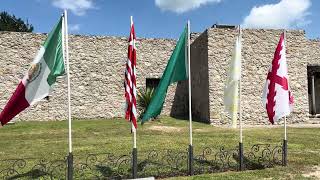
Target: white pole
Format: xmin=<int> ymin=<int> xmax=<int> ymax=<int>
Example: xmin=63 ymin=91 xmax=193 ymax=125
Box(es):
xmin=284 ymin=30 xmax=287 ymax=141
xmin=131 ymin=15 xmax=137 ymax=149
xmin=238 ymin=26 xmax=243 ymax=143
xmin=132 ymin=123 xmax=137 ymax=148
xmin=284 ymin=116 xmax=287 ymax=140
xmin=188 ymin=20 xmax=192 ymax=146
xmin=64 ymin=9 xmax=72 ymax=153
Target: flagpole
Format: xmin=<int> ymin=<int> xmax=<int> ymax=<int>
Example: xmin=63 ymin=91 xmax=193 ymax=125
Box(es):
xmin=283 ymin=30 xmax=288 ymax=166
xmin=187 ymin=20 xmax=194 ymax=176
xmin=130 ymin=15 xmax=138 ymax=179
xmin=63 ymin=9 xmax=73 ymax=179
xmin=239 ymin=26 xmax=243 ymax=143
xmin=238 ymin=25 xmax=244 ymax=171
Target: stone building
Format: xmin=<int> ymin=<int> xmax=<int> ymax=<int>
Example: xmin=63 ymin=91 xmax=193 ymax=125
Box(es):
xmin=0 ymin=24 xmax=319 ymax=125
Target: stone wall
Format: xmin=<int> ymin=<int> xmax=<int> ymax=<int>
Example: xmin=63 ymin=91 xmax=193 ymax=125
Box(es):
xmin=0 ymin=32 xmax=182 ymax=121
xmin=1 ymin=29 xmax=319 ymax=125
xmin=190 ymin=31 xmax=210 ymax=122
xmin=206 ymin=28 xmax=320 ymax=125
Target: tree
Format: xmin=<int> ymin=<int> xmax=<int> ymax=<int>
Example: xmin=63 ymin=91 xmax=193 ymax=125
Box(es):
xmin=0 ymin=11 xmax=33 ymax=32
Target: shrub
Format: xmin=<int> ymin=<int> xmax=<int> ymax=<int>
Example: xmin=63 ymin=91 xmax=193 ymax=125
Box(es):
xmin=137 ymin=87 xmax=154 ymax=120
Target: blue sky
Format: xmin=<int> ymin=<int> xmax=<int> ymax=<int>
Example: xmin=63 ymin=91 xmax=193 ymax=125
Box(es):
xmin=1 ymin=0 xmax=319 ymax=39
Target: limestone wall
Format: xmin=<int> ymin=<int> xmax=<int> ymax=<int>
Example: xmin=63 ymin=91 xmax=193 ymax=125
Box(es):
xmin=190 ymin=31 xmax=210 ymax=122
xmin=0 ymin=29 xmax=319 ymax=125
xmin=0 ymin=32 xmax=181 ymax=121
xmin=207 ymin=28 xmax=320 ymax=125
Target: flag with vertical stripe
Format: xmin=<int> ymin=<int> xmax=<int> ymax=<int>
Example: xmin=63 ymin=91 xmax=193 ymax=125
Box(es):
xmin=0 ymin=17 xmax=65 ymax=127
xmin=124 ymin=17 xmax=137 ymax=130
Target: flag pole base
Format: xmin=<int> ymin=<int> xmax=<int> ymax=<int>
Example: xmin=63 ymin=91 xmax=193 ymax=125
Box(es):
xmin=132 ymin=148 xmax=138 ymax=179
xmin=67 ymin=152 xmax=73 ymax=180
xmin=188 ymin=145 xmax=194 ymax=176
xmin=239 ymin=142 xmax=244 ymax=171
xmin=282 ymin=139 xmax=288 ymax=166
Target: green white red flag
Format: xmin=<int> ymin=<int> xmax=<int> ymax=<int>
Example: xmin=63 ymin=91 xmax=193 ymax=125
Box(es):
xmin=0 ymin=17 xmax=65 ymax=126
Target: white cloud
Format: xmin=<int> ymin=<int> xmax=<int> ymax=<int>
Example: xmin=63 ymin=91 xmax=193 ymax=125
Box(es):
xmin=69 ymin=24 xmax=80 ymax=32
xmin=242 ymin=0 xmax=311 ymax=29
xmin=52 ymin=0 xmax=94 ymax=16
xmin=155 ymin=0 xmax=222 ymax=13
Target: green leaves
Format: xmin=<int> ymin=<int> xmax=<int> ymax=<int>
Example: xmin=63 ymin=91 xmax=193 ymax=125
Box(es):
xmin=137 ymin=87 xmax=155 ymax=120
xmin=0 ymin=11 xmax=34 ymax=32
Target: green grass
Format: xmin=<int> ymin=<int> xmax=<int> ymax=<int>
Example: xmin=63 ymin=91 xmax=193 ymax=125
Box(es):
xmin=0 ymin=117 xmax=319 ymax=179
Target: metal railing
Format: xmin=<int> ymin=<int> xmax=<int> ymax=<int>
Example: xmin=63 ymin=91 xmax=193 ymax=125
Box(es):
xmin=0 ymin=143 xmax=285 ymax=179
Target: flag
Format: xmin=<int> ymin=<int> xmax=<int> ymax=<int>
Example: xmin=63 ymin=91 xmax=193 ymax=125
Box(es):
xmin=224 ymin=35 xmax=241 ymax=128
xmin=0 ymin=17 xmax=65 ymax=126
xmin=124 ymin=17 xmax=137 ymax=130
xmin=262 ymin=32 xmax=294 ymax=124
xmin=141 ymin=26 xmax=188 ymax=123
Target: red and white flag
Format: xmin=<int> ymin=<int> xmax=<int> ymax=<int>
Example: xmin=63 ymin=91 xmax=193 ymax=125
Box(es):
xmin=124 ymin=17 xmax=137 ymax=130
xmin=262 ymin=33 xmax=294 ymax=124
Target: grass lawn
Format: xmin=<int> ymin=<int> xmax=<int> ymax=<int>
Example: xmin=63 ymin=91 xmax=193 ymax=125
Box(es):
xmin=0 ymin=117 xmax=319 ymax=179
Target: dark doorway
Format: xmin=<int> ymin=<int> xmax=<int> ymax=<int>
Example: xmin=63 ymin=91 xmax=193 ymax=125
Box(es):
xmin=146 ymin=78 xmax=160 ymax=90
xmin=307 ymin=65 xmax=320 ymax=115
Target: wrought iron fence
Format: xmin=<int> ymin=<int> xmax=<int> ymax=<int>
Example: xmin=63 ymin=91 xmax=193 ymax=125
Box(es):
xmin=137 ymin=149 xmax=188 ymax=178
xmin=0 ymin=143 xmax=284 ymax=180
xmin=193 ymin=146 xmax=239 ymax=174
xmin=0 ymin=158 xmax=66 ymax=179
xmin=73 ymin=153 xmax=132 ymax=179
xmin=244 ymin=144 xmax=283 ymax=170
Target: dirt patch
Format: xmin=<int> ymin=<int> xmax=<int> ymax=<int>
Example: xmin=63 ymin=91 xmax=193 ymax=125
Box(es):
xmin=194 ymin=128 xmax=211 ymax=132
xmin=302 ymin=166 xmax=320 ymax=179
xmin=148 ymin=125 xmax=183 ymax=133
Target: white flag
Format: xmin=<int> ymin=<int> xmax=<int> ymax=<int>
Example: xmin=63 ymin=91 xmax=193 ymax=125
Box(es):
xmin=224 ymin=35 xmax=241 ymax=128
xmin=262 ymin=33 xmax=294 ymax=124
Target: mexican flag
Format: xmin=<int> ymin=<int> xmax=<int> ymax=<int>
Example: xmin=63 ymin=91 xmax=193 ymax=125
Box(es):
xmin=0 ymin=17 xmax=65 ymax=126
xmin=141 ymin=26 xmax=188 ymax=123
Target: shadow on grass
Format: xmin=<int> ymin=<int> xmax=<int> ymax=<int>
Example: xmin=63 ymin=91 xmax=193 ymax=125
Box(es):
xmin=6 ymin=169 xmax=50 ymax=180
xmin=243 ymin=157 xmax=265 ymax=170
xmin=95 ymin=165 xmax=119 ymax=178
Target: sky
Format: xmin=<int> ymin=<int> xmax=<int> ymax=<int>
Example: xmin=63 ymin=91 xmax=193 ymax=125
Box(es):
xmin=1 ymin=0 xmax=319 ymax=39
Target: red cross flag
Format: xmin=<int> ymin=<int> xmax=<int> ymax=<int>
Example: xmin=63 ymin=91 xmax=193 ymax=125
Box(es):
xmin=262 ymin=32 xmax=294 ymax=124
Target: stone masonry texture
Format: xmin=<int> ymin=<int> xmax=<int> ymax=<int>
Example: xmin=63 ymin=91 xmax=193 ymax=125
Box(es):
xmin=0 ymin=27 xmax=319 ymax=125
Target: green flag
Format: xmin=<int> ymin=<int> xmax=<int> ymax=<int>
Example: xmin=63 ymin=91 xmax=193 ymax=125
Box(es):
xmin=141 ymin=26 xmax=188 ymax=123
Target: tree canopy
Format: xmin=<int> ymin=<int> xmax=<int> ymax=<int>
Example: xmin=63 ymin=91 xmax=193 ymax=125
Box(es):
xmin=0 ymin=11 xmax=33 ymax=32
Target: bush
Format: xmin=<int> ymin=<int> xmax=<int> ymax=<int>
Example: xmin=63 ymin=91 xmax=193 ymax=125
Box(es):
xmin=137 ymin=87 xmax=154 ymax=120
